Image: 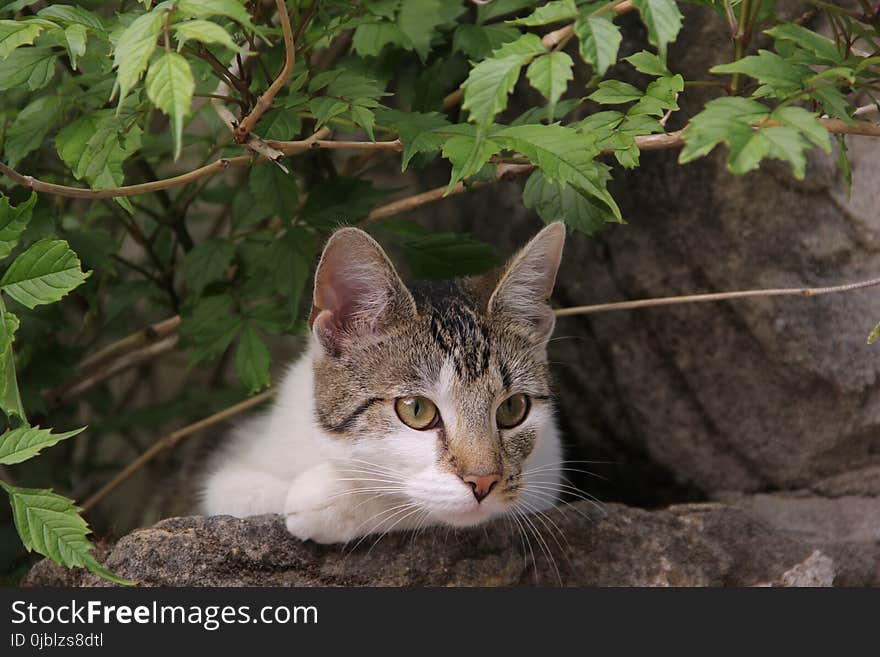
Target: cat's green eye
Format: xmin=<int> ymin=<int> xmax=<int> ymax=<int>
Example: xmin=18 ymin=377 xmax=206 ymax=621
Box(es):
xmin=395 ymin=396 xmax=439 ymax=430
xmin=496 ymin=393 xmax=530 ymax=429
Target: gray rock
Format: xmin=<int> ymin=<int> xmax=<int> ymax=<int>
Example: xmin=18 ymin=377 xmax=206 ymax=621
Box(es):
xmin=23 ymin=500 xmax=880 ymax=587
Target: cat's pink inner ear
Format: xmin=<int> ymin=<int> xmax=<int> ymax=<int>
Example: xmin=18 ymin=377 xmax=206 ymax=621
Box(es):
xmin=488 ymin=222 xmax=566 ymax=340
xmin=309 ymin=228 xmax=414 ymax=351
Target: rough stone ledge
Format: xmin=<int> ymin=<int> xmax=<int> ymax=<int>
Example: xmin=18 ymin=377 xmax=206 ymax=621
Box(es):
xmin=23 ymin=500 xmax=880 ymax=587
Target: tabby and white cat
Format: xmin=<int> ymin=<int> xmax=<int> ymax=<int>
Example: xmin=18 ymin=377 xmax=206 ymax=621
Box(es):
xmin=201 ymin=223 xmax=566 ymax=544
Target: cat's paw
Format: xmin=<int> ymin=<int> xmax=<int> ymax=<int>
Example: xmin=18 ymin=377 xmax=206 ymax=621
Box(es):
xmin=283 ymin=463 xmax=356 ymax=544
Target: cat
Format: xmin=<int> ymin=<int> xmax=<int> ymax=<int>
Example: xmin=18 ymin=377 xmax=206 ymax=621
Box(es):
xmin=200 ymin=222 xmax=566 ymax=544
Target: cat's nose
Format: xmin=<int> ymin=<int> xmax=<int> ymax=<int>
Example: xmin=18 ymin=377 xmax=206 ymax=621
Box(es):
xmin=462 ymin=474 xmax=501 ymax=503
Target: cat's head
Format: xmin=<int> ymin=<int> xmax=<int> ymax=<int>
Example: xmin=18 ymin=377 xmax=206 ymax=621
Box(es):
xmin=308 ymin=223 xmax=565 ymax=528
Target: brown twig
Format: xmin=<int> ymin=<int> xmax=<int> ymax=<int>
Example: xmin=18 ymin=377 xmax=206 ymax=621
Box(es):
xmin=234 ymin=0 xmax=295 ymax=142
xmin=80 ymin=390 xmax=275 ymax=512
xmin=541 ymin=1 xmax=635 ymax=49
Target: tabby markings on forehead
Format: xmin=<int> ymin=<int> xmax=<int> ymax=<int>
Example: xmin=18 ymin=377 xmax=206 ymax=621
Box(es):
xmin=317 ymin=396 xmax=385 ymax=434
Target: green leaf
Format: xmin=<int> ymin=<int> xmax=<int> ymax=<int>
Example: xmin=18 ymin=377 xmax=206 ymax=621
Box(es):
xmin=711 ymin=50 xmax=810 ymax=99
xmin=176 ymin=0 xmax=257 ymax=30
xmin=113 ymin=9 xmax=164 ymax=106
xmin=400 ymin=232 xmax=498 ymax=279
xmin=300 ymin=177 xmax=385 ymax=227
xmin=0 ymin=239 xmax=90 ymax=309
xmin=575 ymin=14 xmax=622 ymax=77
xmin=631 ymin=0 xmax=683 ymax=56
xmin=507 ymin=0 xmax=577 ymax=26
xmin=477 ymin=0 xmax=536 ymax=24
xmin=146 ymin=51 xmax=194 ymax=161
xmin=183 ymin=238 xmax=234 ymax=299
xmin=453 ymin=23 xmax=520 ymax=60
xmin=259 ymin=109 xmax=301 ymax=141
xmin=235 ymin=323 xmax=270 ymax=393
xmin=55 ymin=110 xmax=143 ymax=205
xmin=587 ymin=79 xmax=644 ymax=104
xmin=180 ymin=294 xmax=242 ymax=364
xmin=249 ymin=166 xmax=298 ymax=220
xmin=64 ymin=24 xmax=88 ymax=69
xmin=4 ymin=95 xmax=62 ymax=167
xmin=773 ymin=106 xmax=831 ymax=153
xmin=629 ymin=74 xmax=683 ymax=116
xmin=442 ymin=134 xmax=502 ymax=190
xmin=0 ymin=306 xmax=24 ymax=423
xmin=352 ymin=22 xmax=405 ymax=58
xmin=0 ymin=18 xmax=54 ymax=58
xmin=765 ymin=24 xmax=841 ymax=64
xmin=836 ymin=134 xmax=852 ymax=200
xmin=523 ymin=169 xmax=611 ymax=235
xmin=0 ymin=193 xmax=36 ymax=260
xmin=173 ymin=19 xmax=246 ymax=53
xmin=0 ymin=46 xmax=57 ymax=91
xmin=624 ymin=50 xmax=670 ymax=76
xmin=0 ymin=426 xmax=84 ymax=466
xmin=375 ymin=109 xmax=449 ymax=170
xmin=868 ymin=320 xmax=880 ymax=345
xmin=461 ymin=34 xmax=547 ymax=127
xmin=37 ymin=5 xmax=105 ymax=32
xmin=526 ymin=52 xmax=574 ymax=120
xmin=397 ymin=0 xmax=464 ymax=62
xmin=494 ymin=124 xmax=620 ymax=221
xmin=679 ymin=97 xmax=818 ymax=178
xmin=1 ymin=483 xmax=133 ymax=585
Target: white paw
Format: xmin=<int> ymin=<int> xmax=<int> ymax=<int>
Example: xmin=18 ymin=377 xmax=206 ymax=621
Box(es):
xmin=283 ymin=463 xmax=354 ymax=544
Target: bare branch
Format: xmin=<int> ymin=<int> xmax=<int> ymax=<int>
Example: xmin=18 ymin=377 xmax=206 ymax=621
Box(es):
xmin=234 ymin=0 xmax=295 ymax=142
xmin=542 ymin=1 xmax=635 ymax=49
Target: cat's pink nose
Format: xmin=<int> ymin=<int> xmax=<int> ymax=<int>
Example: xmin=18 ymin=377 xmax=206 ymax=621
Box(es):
xmin=462 ymin=474 xmax=501 ymax=503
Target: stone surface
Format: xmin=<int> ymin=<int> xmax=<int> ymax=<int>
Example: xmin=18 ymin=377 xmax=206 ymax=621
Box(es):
xmin=23 ymin=500 xmax=880 ymax=587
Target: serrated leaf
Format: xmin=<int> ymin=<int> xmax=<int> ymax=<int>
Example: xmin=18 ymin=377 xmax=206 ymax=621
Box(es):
xmin=575 ymin=14 xmax=621 ymax=77
xmin=180 ymin=294 xmax=242 ymax=364
xmin=397 ymin=0 xmax=464 ymax=62
xmin=0 ymin=46 xmax=57 ymax=91
xmin=113 ymin=9 xmax=164 ymax=106
xmin=680 ymin=97 xmax=817 ymax=178
xmin=629 ymin=74 xmax=683 ymax=116
xmin=176 ymin=0 xmax=257 ymax=30
xmin=711 ymin=50 xmax=810 ymax=99
xmin=183 ymin=238 xmax=234 ymax=299
xmin=523 ymin=169 xmax=611 ymax=235
xmin=0 ymin=18 xmax=54 ymax=58
xmin=0 ymin=239 xmax=90 ymax=309
xmin=773 ymin=106 xmax=831 ymax=153
xmin=0 ymin=193 xmax=36 ymax=260
xmin=145 ymin=51 xmax=194 ymax=160
xmin=300 ymin=177 xmax=386 ymax=228
xmin=0 ymin=304 xmax=24 ymax=424
xmin=765 ymin=24 xmax=841 ymax=64
xmin=352 ymin=22 xmax=405 ymax=58
xmin=1 ymin=483 xmax=133 ymax=585
xmin=55 ymin=110 xmax=143 ymax=203
xmin=461 ymin=33 xmax=547 ymax=127
xmin=173 ymin=19 xmax=246 ymax=53
xmin=375 ymin=109 xmax=449 ymax=170
xmin=588 ymin=79 xmax=644 ymax=104
xmin=632 ymin=0 xmax=683 ymax=56
xmin=64 ymin=23 xmax=88 ymax=69
xmin=249 ymin=166 xmax=298 ymax=220
xmin=507 ymin=0 xmax=577 ymax=26
xmin=0 ymin=426 xmax=84 ymax=466
xmin=624 ymin=50 xmax=670 ymax=76
xmin=400 ymin=232 xmax=498 ymax=279
xmin=235 ymin=323 xmax=270 ymax=393
xmin=477 ymin=0 xmax=536 ymax=24
xmin=259 ymin=109 xmax=301 ymax=141
xmin=494 ymin=124 xmax=620 ymax=221
xmin=4 ymin=95 xmax=62 ymax=168
xmin=453 ymin=23 xmax=520 ymax=60
xmin=351 ymin=105 xmax=377 ymax=141
xmin=37 ymin=5 xmax=105 ymax=32
xmin=442 ymin=134 xmax=502 ymax=190
xmin=526 ymin=52 xmax=574 ymax=120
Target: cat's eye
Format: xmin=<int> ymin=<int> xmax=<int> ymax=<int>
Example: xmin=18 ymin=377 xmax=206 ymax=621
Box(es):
xmin=496 ymin=393 xmax=530 ymax=429
xmin=395 ymin=396 xmax=439 ymax=430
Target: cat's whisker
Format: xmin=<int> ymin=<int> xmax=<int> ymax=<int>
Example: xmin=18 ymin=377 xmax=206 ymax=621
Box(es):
xmin=521 ymin=481 xmax=607 ymax=516
xmin=519 ymin=487 xmax=596 ymax=524
xmin=506 ymin=509 xmax=536 ymax=581
xmin=515 ymin=498 xmax=572 ymax=556
xmin=327 ymin=457 xmax=405 ymax=477
xmin=525 ymin=477 xmax=606 ymax=505
xmin=344 ymin=502 xmax=423 ymax=556
xmin=511 ymin=505 xmax=562 ymax=586
xmin=366 ymin=505 xmax=426 ymax=557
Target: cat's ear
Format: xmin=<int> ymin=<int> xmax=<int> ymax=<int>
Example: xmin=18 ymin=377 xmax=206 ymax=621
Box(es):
xmin=487 ymin=222 xmax=565 ymax=342
xmin=309 ymin=227 xmax=416 ymax=354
